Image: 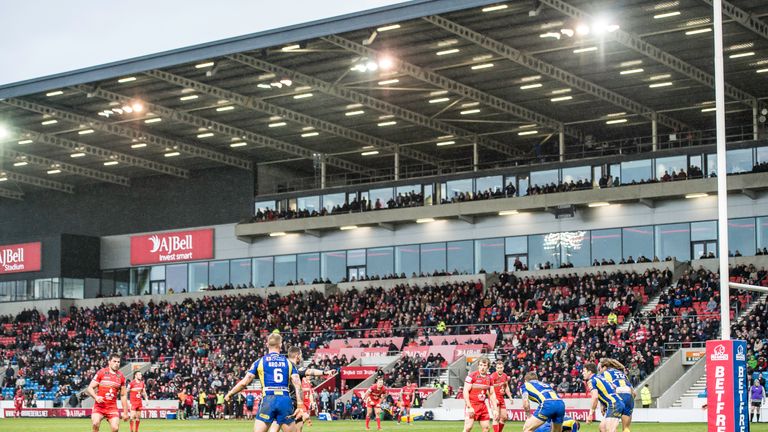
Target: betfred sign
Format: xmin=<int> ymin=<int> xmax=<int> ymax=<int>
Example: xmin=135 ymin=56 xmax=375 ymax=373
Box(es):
xmin=130 ymin=229 xmax=214 ymax=265
xmin=341 ymin=366 xmax=378 ymax=380
xmin=706 ymin=340 xmax=749 ymax=432
xmin=0 ymin=242 xmax=41 ymax=275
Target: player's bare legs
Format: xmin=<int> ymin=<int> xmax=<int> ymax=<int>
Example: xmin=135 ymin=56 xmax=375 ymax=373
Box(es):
xmin=91 ymin=412 xmax=105 ymax=432
xmin=268 ymin=421 xmax=280 ymax=432
xmin=463 ymin=411 xmax=475 ymax=432
xmin=621 ymin=414 xmax=632 ymax=432
xmin=130 ymin=409 xmax=141 ymax=432
xmin=107 ymin=415 xmax=121 ymax=432
xmin=602 ymin=418 xmax=620 ymax=432
xmin=522 ymin=416 xmax=545 ymax=432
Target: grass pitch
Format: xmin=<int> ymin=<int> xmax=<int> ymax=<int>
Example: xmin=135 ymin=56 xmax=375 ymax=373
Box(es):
xmin=2 ymin=419 xmax=768 ymax=432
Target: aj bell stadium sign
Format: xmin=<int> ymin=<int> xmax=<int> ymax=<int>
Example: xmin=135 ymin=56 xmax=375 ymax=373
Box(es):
xmin=130 ymin=229 xmax=214 ymax=265
xmin=0 ymin=242 xmax=42 ymax=275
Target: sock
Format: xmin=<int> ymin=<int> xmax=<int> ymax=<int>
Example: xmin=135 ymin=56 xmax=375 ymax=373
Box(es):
xmin=499 ymin=423 xmax=505 ymax=432
xmin=407 ymin=416 xmax=410 ymax=424
xmin=136 ymin=420 xmax=140 ymax=432
xmin=130 ymin=420 xmax=134 ymax=432
xmin=377 ymin=416 xmax=381 ymax=429
xmin=366 ymin=416 xmax=371 ymax=428
xmin=622 ymin=428 xmax=630 ymax=432
xmin=757 ymin=413 xmax=760 ymax=422
xmin=493 ymin=425 xmax=499 ymax=432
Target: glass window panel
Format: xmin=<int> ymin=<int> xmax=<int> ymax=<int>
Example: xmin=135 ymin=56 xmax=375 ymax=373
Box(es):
xmin=370 ymin=188 xmax=393 ymax=209
xmin=726 ymin=149 xmax=753 ymax=174
xmin=62 ymin=278 xmax=84 ymax=299
xmin=620 ymin=159 xmax=652 ymax=184
xmin=297 ymin=253 xmax=320 ymax=284
xmin=396 ymin=184 xmax=421 ymax=195
xmin=447 ymin=240 xmax=473 ymax=274
xmin=689 ymin=155 xmax=703 ymax=178
xmin=529 ymin=234 xmax=559 ymax=270
xmin=561 ymin=166 xmax=591 ymax=185
xmin=530 ymin=169 xmax=559 ymax=188
xmin=367 ymin=247 xmax=394 ymax=278
xmin=505 ymin=236 xmax=528 ymax=254
xmin=691 ymin=221 xmax=717 ymax=241
xmin=757 ymin=146 xmax=768 ymax=164
xmin=255 ymin=200 xmax=275 ymax=212
xmin=130 ymin=267 xmax=150 ymax=296
xmin=562 ymin=231 xmax=590 ymax=267
xmin=322 ymin=193 xmax=346 ymax=212
xmin=707 ymin=153 xmax=717 ymax=177
xmin=166 ymin=264 xmax=187 ymax=293
xmin=209 ymin=260 xmax=229 ymax=288
xmin=395 ymin=245 xmax=420 ymax=277
xmin=475 ymin=238 xmax=504 ymax=274
xmin=503 ymin=176 xmax=517 ymax=197
xmin=274 ymin=255 xmax=297 ymax=285
xmin=347 ymin=249 xmax=366 ymax=266
xmin=230 ymin=259 xmax=251 ymax=287
xmin=150 ymin=265 xmax=165 ymax=281
xmin=445 ymin=179 xmax=472 ymax=201
xmin=297 ymin=196 xmax=320 ymax=213
xmin=253 ymin=257 xmax=274 ymax=287
xmin=728 ymin=218 xmax=756 ymax=256
xmin=420 ymin=242 xmax=447 ymax=274
xmin=655 ymin=156 xmax=687 ymax=180
xmin=622 ymin=226 xmax=654 ymax=261
xmin=591 ymin=229 xmax=621 ymax=264
xmin=518 ymin=176 xmax=529 ymax=196
xmin=475 ymin=176 xmax=502 ymax=195
xmin=321 ymin=251 xmax=346 ymax=283
xmin=101 ymin=271 xmax=115 ymax=297
xmin=115 ymin=269 xmax=130 ymax=297
xmin=654 ymin=223 xmax=691 ymax=261
xmin=424 ymin=184 xmax=434 ymax=206
xmin=757 ymin=217 xmax=768 ymax=252
xmin=188 ymin=262 xmax=208 ymax=292
xmin=592 ymin=166 xmax=603 ymax=188
xmin=609 ymin=163 xmax=620 ymax=181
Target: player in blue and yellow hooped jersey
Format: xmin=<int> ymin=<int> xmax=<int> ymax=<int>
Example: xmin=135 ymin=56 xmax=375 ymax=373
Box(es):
xmin=582 ymin=363 xmax=625 ymax=432
xmin=536 ymin=415 xmax=579 ymax=432
xmin=225 ymin=333 xmax=304 ymax=432
xmin=521 ymin=372 xmax=566 ymax=432
xmin=599 ymin=358 xmax=635 ymax=432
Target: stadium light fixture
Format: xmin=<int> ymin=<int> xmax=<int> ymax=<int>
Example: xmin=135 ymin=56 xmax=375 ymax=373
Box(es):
xmin=498 ymin=210 xmax=519 ymax=216
xmin=13 ymin=161 xmax=28 ymax=167
xmin=78 ymin=129 xmax=95 ymax=135
xmin=216 ymin=106 xmax=235 ymax=112
xmin=269 ymin=232 xmax=287 ymax=237
xmin=471 ymin=63 xmax=494 ymax=70
xmin=361 ymin=150 xmax=379 ymax=156
xmin=70 ymin=153 xmax=86 ymax=158
xmin=268 ymin=122 xmax=287 ymax=128
xmin=685 ymin=28 xmax=711 ymax=35
xmin=0 ymin=125 xmax=7 ymax=139
xmin=573 ymin=47 xmax=597 ymax=54
xmin=729 ymin=52 xmax=755 ymax=59
xmin=41 ymin=120 xmax=58 ymax=125
xmin=436 ymin=49 xmax=460 ymax=56
xmin=518 ymin=130 xmax=538 ymax=136
xmin=197 ymin=132 xmax=214 ymax=138
xmin=685 ymin=193 xmax=709 ymax=199
xmin=378 ymin=79 xmax=399 ymax=86
xmin=416 ymin=218 xmax=436 ymax=223
xmin=18 ymin=139 xmax=33 ymax=145
xmin=520 ymin=83 xmax=543 ymax=90
xmin=118 ymin=77 xmax=136 ymax=83
xmin=180 ymin=95 xmax=199 ymax=101
xmin=606 ymin=119 xmax=628 ymax=125
xmin=340 ymin=226 xmax=358 ymax=231
xmin=103 ymin=161 xmax=119 ymax=166
xmin=377 ymin=24 xmax=401 ymax=32
xmin=230 ymin=142 xmax=247 ymax=148
xmin=482 ymin=4 xmax=508 ymax=12
xmin=620 ymin=68 xmax=644 ymax=75
xmin=164 ymin=151 xmax=180 ymax=157
xmin=649 ymin=82 xmax=673 ymax=88
xmin=301 ymin=132 xmax=319 ymax=138
xmin=131 ymin=143 xmax=147 ymax=149
xmin=47 ymin=169 xmax=61 ymax=175
xmin=46 ymin=90 xmax=64 ymax=97
xmin=551 ymin=96 xmax=573 ymax=102
xmin=429 ymin=97 xmax=450 ymax=103
xmin=378 ymin=121 xmax=397 ymax=127
xmin=195 ymin=62 xmax=215 ymax=69
xmin=144 ymin=118 xmax=162 ymax=124
xmin=654 ymin=11 xmax=681 ymax=19
xmin=757 ymin=69 xmax=768 ymax=74
xmin=436 ymin=140 xmax=456 ymax=146
xmin=460 ymin=109 xmax=481 ymax=115
xmin=346 ymin=110 xmax=365 ymax=116
xmin=588 ymin=202 xmax=610 ymax=207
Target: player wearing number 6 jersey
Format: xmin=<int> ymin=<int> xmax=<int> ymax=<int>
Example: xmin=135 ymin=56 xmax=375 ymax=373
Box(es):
xmin=521 ymin=372 xmax=566 ymax=432
xmin=225 ymin=333 xmax=304 ymax=432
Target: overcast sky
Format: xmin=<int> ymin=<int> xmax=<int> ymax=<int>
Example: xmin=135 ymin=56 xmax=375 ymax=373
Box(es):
xmin=0 ymin=0 xmax=409 ymax=86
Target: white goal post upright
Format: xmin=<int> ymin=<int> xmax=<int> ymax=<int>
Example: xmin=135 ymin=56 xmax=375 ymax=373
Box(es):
xmin=713 ymin=0 xmax=731 ymax=341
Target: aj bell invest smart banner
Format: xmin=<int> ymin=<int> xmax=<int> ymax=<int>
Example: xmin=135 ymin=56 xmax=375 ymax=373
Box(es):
xmin=0 ymin=242 xmax=41 ymax=275
xmin=130 ymin=229 xmax=214 ymax=265
xmin=706 ymin=339 xmax=749 ymax=432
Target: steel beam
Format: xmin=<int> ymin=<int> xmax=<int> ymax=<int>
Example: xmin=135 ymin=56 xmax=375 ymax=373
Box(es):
xmin=3 ymin=170 xmax=74 ymax=193
xmin=2 ymin=99 xmax=253 ymax=170
xmin=229 ymin=53 xmax=523 ymax=157
xmin=9 ymin=128 xmax=189 ymax=178
xmin=323 ymin=34 xmax=581 ymax=139
xmin=539 ymin=0 xmax=757 ymax=106
xmin=145 ymin=70 xmax=440 ymax=166
xmin=75 ymin=85 xmax=370 ymax=175
xmin=0 ymin=187 xmax=24 ymax=200
xmin=701 ymin=0 xmax=768 ymax=42
xmin=2 ymin=148 xmax=130 ymax=186
xmin=424 ymin=15 xmax=690 ymax=132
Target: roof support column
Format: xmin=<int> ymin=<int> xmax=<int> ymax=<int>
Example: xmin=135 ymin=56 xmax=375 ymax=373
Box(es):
xmin=754 ymin=101 xmax=760 ymax=141
xmin=652 ymin=113 xmax=659 ymax=151
xmin=320 ymin=157 xmax=327 ymax=190
xmin=394 ymin=148 xmax=400 ymax=181
xmin=473 ymin=141 xmax=479 ymax=172
xmin=559 ymin=127 xmax=565 ymax=162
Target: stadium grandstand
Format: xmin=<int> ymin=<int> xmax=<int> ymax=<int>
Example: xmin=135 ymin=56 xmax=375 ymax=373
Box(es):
xmin=1 ymin=0 xmax=768 ymax=430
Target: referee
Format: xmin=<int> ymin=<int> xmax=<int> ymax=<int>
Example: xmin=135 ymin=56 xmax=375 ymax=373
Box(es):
xmin=751 ymin=379 xmax=766 ymax=423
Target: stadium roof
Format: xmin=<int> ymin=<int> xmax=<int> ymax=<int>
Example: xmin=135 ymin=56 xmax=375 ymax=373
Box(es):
xmin=1 ymin=0 xmax=767 ymax=198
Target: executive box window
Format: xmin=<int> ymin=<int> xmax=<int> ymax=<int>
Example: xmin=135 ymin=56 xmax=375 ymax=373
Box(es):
xmin=130 ymin=267 xmax=150 ymax=295
xmin=655 ymin=156 xmax=687 ymax=180
xmin=475 ymin=176 xmax=502 ymax=195
xmin=655 ymin=223 xmax=691 ymax=261
xmin=530 ymin=169 xmax=558 ymax=188
xmin=322 ymin=251 xmax=346 ymax=283
xmin=370 ymin=188 xmax=393 ymax=208
xmin=475 ymin=238 xmax=504 ymax=273
xmin=395 ymin=245 xmax=420 ymax=277
xmin=591 ymin=228 xmax=622 ymax=263
xmin=166 ymin=264 xmax=187 ymax=293
xmin=367 ymin=247 xmax=394 ymax=278
xmin=421 ymin=243 xmax=447 ymax=274
xmin=758 ymin=217 xmax=768 ymax=252
xmin=620 ymin=159 xmax=652 ymax=184
xmin=447 ymin=240 xmax=473 ymax=274
xmin=561 ymin=231 xmax=591 ymax=267
xmin=188 ymin=262 xmax=209 ymax=292
xmin=274 ymin=255 xmax=296 ymax=285
xmin=561 ymin=166 xmax=591 ymax=185
xmin=209 ymin=260 xmax=230 ymax=287
xmin=622 ymin=226 xmax=654 ymax=261
xmin=729 ymin=218 xmax=756 ymax=256
xmin=322 ymin=193 xmax=345 ymax=212
xmin=726 ymin=149 xmax=753 ymax=174
xmin=445 ymin=179 xmax=472 ymax=200
xmin=253 ymin=257 xmax=274 ymax=288
xmin=230 ymin=259 xmax=251 ymax=286
xmin=297 ymin=196 xmax=320 ymax=213
xmin=528 ymin=234 xmax=557 ymax=269
xmin=297 ymin=253 xmax=320 ymax=283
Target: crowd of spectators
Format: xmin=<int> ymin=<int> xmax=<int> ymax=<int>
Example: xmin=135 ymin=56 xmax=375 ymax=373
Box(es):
xmin=384 ymin=353 xmax=447 ymax=388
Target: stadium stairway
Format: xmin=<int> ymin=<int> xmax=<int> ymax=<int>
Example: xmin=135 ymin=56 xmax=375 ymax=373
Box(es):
xmin=665 ymin=292 xmax=766 ymax=408
xmin=432 ymin=355 xmax=469 ymax=391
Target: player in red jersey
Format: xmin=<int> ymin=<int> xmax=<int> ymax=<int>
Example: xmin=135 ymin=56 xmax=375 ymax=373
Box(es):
xmin=13 ymin=388 xmax=24 ymax=417
xmin=490 ymin=360 xmax=513 ymax=432
xmin=127 ymin=371 xmax=149 ymax=432
xmin=463 ymin=357 xmax=499 ymax=432
xmin=87 ymin=353 xmax=129 ymax=432
xmin=398 ymin=380 xmax=416 ymax=424
xmin=302 ymin=377 xmax=314 ymax=416
xmin=364 ymin=377 xmax=387 ymax=430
